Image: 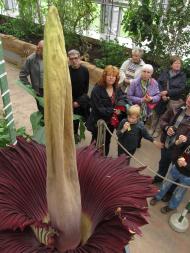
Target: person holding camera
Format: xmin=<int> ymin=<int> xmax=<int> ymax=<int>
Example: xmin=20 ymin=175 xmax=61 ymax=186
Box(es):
xmin=150 ymin=136 xmax=190 ymax=214
xmin=153 ymin=93 xmax=190 ymax=184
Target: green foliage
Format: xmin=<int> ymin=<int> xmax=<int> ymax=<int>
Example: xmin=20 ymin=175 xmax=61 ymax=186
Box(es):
xmin=29 ymin=112 xmax=86 ymax=145
xmin=16 ymin=81 xmax=45 ymax=144
xmin=122 ymin=0 xmax=190 ymax=61
xmin=46 ymin=0 xmax=98 ymax=53
xmin=48 ymin=0 xmax=97 ymax=34
xmin=0 ymin=117 xmax=28 ymax=147
xmin=0 ymin=15 xmax=43 ymax=42
xmin=17 ymin=80 xmax=86 ymax=144
xmin=0 ymin=0 xmax=4 ymax=9
xmin=30 ymin=111 xmax=45 ymax=145
xmin=0 ymin=1 xmax=97 ymax=55
xmin=17 ymin=0 xmax=44 ymax=26
xmin=94 ymin=39 xmax=129 ymax=68
xmin=73 ymin=114 xmax=85 ymax=144
xmin=16 ymin=80 xmax=44 ymax=108
xmin=122 ymin=0 xmax=155 ymax=44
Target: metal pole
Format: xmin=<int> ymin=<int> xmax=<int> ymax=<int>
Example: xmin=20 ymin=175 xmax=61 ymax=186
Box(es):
xmin=0 ymin=38 xmax=17 ymax=145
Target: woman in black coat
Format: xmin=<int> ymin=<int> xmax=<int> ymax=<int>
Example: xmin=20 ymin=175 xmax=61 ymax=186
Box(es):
xmin=156 ymin=55 xmax=186 ymax=115
xmin=86 ymin=65 xmax=124 ymax=156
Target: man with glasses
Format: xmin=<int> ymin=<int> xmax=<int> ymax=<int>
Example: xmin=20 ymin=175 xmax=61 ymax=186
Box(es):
xmin=68 ymin=49 xmax=90 ymax=138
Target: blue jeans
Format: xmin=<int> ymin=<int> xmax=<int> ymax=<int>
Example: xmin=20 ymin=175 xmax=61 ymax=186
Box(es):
xmin=156 ymin=165 xmax=190 ymax=209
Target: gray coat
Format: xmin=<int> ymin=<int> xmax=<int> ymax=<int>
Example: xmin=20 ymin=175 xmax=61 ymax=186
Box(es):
xmin=19 ymin=53 xmax=43 ymax=95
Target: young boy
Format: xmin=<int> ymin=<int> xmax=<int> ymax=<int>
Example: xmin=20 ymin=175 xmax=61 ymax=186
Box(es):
xmin=117 ymin=105 xmax=162 ymax=158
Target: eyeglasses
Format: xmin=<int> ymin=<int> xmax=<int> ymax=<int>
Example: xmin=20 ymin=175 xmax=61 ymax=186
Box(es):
xmin=69 ymin=57 xmax=79 ymax=61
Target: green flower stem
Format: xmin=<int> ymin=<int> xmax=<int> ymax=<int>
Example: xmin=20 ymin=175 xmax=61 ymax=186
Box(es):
xmin=0 ymin=38 xmax=17 ymax=145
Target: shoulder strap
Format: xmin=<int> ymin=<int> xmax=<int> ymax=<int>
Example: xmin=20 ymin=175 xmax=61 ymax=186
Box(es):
xmin=165 ymin=106 xmax=186 ymax=149
xmin=184 ymin=144 xmax=190 ymax=154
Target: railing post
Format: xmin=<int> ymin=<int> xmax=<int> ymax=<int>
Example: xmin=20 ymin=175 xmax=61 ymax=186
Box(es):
xmin=169 ymin=200 xmax=190 ymax=233
xmin=96 ymin=119 xmax=106 ymax=156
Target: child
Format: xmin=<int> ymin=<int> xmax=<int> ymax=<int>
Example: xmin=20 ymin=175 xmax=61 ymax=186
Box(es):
xmin=117 ymin=105 xmax=162 ymax=158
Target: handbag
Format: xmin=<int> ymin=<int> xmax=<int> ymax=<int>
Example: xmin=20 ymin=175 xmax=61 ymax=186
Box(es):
xmin=147 ymin=102 xmax=158 ymax=110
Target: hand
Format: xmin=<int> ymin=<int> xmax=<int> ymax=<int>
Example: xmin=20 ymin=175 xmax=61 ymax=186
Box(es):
xmin=167 ymin=127 xmax=175 ymax=136
xmin=114 ymin=109 xmax=121 ymax=115
xmin=124 ymin=78 xmax=131 ymax=85
xmin=160 ymin=90 xmax=168 ymax=96
xmin=73 ymin=101 xmax=80 ymax=108
xmin=153 ymin=141 xmax=164 ymax=149
xmin=142 ymin=95 xmax=149 ymax=103
xmin=177 ymin=157 xmax=187 ymax=167
xmin=123 ymin=122 xmax=130 ymax=131
xmin=146 ymin=95 xmax=153 ymax=102
xmin=162 ymin=95 xmax=169 ymax=102
xmin=176 ymin=135 xmax=188 ymax=145
xmin=143 ymin=94 xmax=152 ymax=103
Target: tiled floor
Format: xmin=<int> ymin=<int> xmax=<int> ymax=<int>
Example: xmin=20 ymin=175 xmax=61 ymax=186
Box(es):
xmin=2 ymin=62 xmax=190 ymax=253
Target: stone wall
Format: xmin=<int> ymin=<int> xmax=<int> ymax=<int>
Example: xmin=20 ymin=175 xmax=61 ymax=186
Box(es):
xmin=0 ymin=33 xmax=103 ymax=85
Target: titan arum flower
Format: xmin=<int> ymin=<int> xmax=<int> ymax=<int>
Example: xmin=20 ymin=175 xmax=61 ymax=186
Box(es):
xmin=0 ymin=6 xmax=157 ymax=253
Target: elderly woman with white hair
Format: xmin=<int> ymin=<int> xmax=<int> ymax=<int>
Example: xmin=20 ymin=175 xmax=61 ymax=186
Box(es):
xmin=119 ymin=47 xmax=145 ymax=93
xmin=127 ymin=64 xmax=160 ymax=122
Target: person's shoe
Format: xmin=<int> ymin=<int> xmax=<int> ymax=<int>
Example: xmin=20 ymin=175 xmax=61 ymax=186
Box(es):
xmin=150 ymin=197 xmax=159 ymax=206
xmin=160 ymin=205 xmax=174 ymax=214
xmin=161 ymin=192 xmax=172 ymax=202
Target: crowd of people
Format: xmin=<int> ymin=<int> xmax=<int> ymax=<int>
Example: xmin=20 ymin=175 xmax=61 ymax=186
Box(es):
xmin=19 ymin=42 xmax=190 ymax=215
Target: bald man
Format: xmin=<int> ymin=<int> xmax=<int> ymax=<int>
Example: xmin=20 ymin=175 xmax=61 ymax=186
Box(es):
xmin=19 ymin=40 xmax=44 ymax=114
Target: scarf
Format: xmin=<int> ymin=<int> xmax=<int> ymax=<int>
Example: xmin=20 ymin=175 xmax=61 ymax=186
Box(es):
xmin=140 ymin=79 xmax=149 ymax=122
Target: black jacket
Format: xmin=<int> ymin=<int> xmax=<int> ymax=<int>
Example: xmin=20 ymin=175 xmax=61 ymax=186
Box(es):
xmin=174 ymin=141 xmax=190 ymax=177
xmin=69 ymin=65 xmax=89 ymax=101
xmin=86 ymin=85 xmax=124 ymax=132
xmin=158 ymin=70 xmax=186 ymax=100
xmin=117 ymin=119 xmax=153 ymax=155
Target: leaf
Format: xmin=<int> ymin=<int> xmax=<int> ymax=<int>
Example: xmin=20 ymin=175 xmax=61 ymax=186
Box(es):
xmin=36 ymin=96 xmax=44 ymax=108
xmin=30 ymin=112 xmax=45 ymax=144
xmin=79 ymin=119 xmax=85 ymax=141
xmin=73 ymin=114 xmax=82 ymax=121
xmin=32 ymin=126 xmax=45 ymax=145
xmin=0 ymin=128 xmax=6 ymax=133
xmin=16 ymin=80 xmax=44 ymax=108
xmin=16 ymin=80 xmax=36 ymax=97
xmin=30 ymin=112 xmax=43 ymax=134
xmin=0 ymin=134 xmax=10 ymax=147
xmin=73 ymin=114 xmax=85 ymax=143
xmin=16 ymin=127 xmax=27 ymax=136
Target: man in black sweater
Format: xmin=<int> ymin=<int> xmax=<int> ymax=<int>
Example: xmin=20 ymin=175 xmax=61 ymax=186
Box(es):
xmin=68 ymin=49 xmax=89 ymax=136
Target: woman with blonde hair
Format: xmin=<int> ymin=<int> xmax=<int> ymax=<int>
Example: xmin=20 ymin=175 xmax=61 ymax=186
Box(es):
xmin=86 ymin=65 xmax=123 ymax=156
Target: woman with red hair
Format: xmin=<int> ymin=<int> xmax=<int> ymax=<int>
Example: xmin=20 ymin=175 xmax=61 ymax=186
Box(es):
xmin=86 ymin=65 xmax=123 ymax=155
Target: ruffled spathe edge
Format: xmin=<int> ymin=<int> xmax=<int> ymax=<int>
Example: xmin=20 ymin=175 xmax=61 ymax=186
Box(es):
xmin=0 ymin=138 xmax=158 ymax=252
